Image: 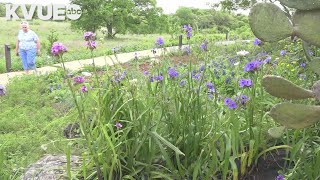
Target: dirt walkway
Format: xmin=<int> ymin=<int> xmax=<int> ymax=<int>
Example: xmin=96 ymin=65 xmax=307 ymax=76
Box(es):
xmin=0 ymin=46 xmax=179 ymax=85
xmin=0 ymin=40 xmax=248 ymax=86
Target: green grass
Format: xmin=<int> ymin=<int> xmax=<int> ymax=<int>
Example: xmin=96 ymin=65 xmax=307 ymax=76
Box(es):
xmin=0 ymin=18 xmax=233 ymax=73
xmin=0 ymin=18 xmax=175 ymax=72
xmin=0 ymin=71 xmax=81 ymax=179
xmin=0 ymin=38 xmax=319 ymax=179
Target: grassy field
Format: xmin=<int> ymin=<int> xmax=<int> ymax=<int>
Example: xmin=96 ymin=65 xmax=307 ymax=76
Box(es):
xmin=0 ymin=17 xmax=174 ymax=52
xmin=0 ymin=18 xmax=180 ymax=72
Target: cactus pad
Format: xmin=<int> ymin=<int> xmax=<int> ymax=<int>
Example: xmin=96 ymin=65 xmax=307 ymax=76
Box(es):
xmin=278 ymin=0 xmax=320 ymax=10
xmin=312 ymin=80 xmax=320 ymax=101
xmin=293 ymin=10 xmax=320 ymax=47
xmin=262 ymin=75 xmax=314 ymax=100
xmin=269 ymin=103 xmax=320 ymax=129
xmin=249 ymin=3 xmax=293 ymax=42
xmin=309 ymin=58 xmax=320 ymax=76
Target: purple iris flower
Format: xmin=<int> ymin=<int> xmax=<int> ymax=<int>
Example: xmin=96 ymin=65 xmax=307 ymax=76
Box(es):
xmin=244 ymin=60 xmax=262 ymax=72
xmin=192 ymin=73 xmax=201 ymax=81
xmin=154 ymin=75 xmax=164 ymax=81
xmin=114 ymin=70 xmax=126 ymax=82
xmin=206 ymin=82 xmax=215 ymax=93
xmin=263 ymin=56 xmax=271 ymax=64
xmin=253 ymin=38 xmax=262 ymax=45
xmin=276 ymin=174 xmax=284 ymax=180
xmin=184 ymin=24 xmax=193 ymax=39
xmin=280 ymin=50 xmax=286 ymax=56
xmin=309 ymin=50 xmax=314 ymax=56
xmin=239 ymin=79 xmax=252 ymax=88
xmin=187 ymin=31 xmax=192 ymax=39
xmin=180 ymin=80 xmax=186 ymax=86
xmin=224 ymin=98 xmax=237 ymax=109
xmin=235 ymin=95 xmax=250 ymax=105
xmin=200 ymin=42 xmax=208 ymax=51
xmin=300 ymin=62 xmax=306 ymax=67
xmin=156 ymin=37 xmax=164 ymax=46
xmin=143 ymin=70 xmax=149 ymax=76
xmin=167 ymin=67 xmax=179 ymax=78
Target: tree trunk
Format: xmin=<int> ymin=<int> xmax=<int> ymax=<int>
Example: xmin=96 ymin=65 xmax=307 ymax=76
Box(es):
xmin=107 ymin=24 xmax=113 ymax=38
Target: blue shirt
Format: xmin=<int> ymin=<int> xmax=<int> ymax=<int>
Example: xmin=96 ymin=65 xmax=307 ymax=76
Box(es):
xmin=18 ymin=30 xmax=39 ymax=50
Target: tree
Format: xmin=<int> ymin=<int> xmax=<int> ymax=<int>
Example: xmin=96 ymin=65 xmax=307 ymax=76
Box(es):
xmin=71 ymin=0 xmax=162 ymax=38
xmin=128 ymin=6 xmax=168 ymax=34
xmin=0 ymin=3 xmax=5 ymax=17
xmin=214 ymin=0 xmax=270 ymax=11
xmin=175 ymin=7 xmax=196 ymax=26
xmin=166 ymin=16 xmax=181 ymax=38
xmin=70 ymin=0 xmax=108 ymax=33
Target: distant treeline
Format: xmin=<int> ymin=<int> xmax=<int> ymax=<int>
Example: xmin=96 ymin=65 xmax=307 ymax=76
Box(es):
xmin=0 ymin=2 xmax=249 ymax=38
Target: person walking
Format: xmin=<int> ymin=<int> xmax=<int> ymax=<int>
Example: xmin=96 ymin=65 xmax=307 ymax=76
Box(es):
xmin=15 ymin=21 xmax=41 ymax=74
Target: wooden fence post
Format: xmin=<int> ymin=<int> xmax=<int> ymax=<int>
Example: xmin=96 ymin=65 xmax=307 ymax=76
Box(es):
xmin=179 ymin=35 xmax=183 ymax=49
xmin=4 ymin=44 xmax=12 ymax=72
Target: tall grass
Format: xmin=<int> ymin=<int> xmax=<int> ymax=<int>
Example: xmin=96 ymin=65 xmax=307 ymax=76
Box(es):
xmin=56 ymin=36 xmax=320 ymax=179
xmin=1 ymin=35 xmax=319 ymax=179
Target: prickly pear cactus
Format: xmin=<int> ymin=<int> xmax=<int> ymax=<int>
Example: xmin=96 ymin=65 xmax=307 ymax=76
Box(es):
xmin=249 ymin=2 xmax=320 ymax=47
xmin=249 ymin=1 xmax=320 ymax=130
xmin=309 ymin=58 xmax=320 ymax=76
xmin=293 ymin=10 xmax=320 ymax=47
xmin=277 ymin=0 xmax=320 ymax=10
xmin=262 ymin=76 xmax=314 ymax=100
xmin=262 ymin=76 xmax=320 ymax=129
xmin=249 ymin=3 xmax=293 ymax=42
xmin=269 ymin=102 xmax=320 ymax=129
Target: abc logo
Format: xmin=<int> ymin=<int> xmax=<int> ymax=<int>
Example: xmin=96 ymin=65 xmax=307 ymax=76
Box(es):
xmin=66 ymin=4 xmax=82 ymax=20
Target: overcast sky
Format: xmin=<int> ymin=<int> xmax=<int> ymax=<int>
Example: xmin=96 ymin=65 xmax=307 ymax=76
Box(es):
xmin=0 ymin=0 xmax=221 ymax=14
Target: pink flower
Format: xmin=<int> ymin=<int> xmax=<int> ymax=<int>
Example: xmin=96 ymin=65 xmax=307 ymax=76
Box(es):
xmin=115 ymin=122 xmax=122 ymax=129
xmin=51 ymin=42 xmax=67 ymax=56
xmin=86 ymin=41 xmax=97 ymax=50
xmin=80 ymin=85 xmax=88 ymax=92
xmin=73 ymin=76 xmax=85 ymax=84
xmin=84 ymin=32 xmax=95 ymax=41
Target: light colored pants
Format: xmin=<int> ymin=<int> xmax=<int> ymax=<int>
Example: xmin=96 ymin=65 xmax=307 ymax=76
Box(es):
xmin=19 ymin=49 xmax=36 ymax=70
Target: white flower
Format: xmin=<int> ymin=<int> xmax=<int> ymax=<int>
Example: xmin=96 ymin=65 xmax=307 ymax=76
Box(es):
xmin=129 ymin=79 xmax=138 ymax=86
xmin=41 ymin=144 xmax=48 ymax=151
xmin=82 ymin=72 xmax=92 ymax=77
xmin=236 ymin=50 xmax=249 ymax=56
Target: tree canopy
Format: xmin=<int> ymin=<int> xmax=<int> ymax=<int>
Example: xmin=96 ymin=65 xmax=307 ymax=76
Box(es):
xmin=70 ymin=0 xmax=163 ymax=38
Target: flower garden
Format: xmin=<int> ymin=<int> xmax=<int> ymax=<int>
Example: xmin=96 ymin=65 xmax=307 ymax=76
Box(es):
xmin=1 ymin=2 xmax=320 ymax=180
xmin=1 ymin=27 xmax=320 ymax=179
